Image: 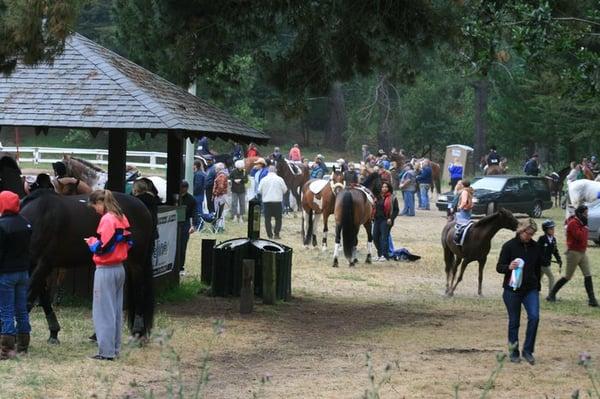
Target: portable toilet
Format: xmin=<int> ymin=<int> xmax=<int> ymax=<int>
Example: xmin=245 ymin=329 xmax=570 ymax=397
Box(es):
xmin=442 ymin=144 xmax=474 ymax=182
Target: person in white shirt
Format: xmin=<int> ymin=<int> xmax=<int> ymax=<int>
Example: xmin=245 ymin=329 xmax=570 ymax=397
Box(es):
xmin=258 ymin=166 xmax=288 ymax=239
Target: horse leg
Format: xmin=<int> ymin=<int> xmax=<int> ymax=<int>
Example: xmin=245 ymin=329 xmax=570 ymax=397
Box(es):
xmin=443 ymin=245 xmax=455 ymax=296
xmin=450 ymin=259 xmax=469 ymax=296
xmin=302 ymin=210 xmax=310 ymax=248
xmin=39 ymin=284 xmax=61 ymax=344
xmin=364 ymin=221 xmax=373 ymax=264
xmin=477 ymin=258 xmax=487 ymax=297
xmin=447 ymin=257 xmax=462 ymax=297
xmin=312 ymin=212 xmax=320 ymax=248
xmin=333 ymin=224 xmax=342 ymax=268
xmin=322 ymin=215 xmax=329 ymax=252
xmin=351 ymin=246 xmax=358 ymax=266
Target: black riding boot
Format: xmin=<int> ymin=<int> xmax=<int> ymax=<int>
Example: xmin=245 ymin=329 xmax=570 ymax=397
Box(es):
xmin=584 ymin=276 xmax=599 ymax=307
xmin=546 ymin=277 xmax=569 ymax=302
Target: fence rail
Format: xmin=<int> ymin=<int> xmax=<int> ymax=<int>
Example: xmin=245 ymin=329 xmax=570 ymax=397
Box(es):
xmin=2 ymin=146 xmax=168 ymax=169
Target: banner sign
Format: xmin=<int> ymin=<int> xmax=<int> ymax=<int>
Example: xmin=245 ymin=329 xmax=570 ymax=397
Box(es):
xmin=153 ymin=210 xmax=178 ymax=277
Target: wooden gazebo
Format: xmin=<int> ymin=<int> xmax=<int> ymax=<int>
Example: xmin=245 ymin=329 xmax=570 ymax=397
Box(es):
xmin=0 ymin=33 xmax=269 ymax=204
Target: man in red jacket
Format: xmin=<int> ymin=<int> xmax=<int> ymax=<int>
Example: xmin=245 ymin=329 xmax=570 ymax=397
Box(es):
xmin=547 ymin=205 xmax=598 ymax=306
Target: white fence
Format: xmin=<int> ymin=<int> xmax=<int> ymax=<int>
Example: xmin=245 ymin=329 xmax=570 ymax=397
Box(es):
xmin=2 ymin=146 xmax=168 ymax=169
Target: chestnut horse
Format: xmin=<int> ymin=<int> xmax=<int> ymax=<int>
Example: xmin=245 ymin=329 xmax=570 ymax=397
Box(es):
xmin=274 ymin=158 xmax=309 ymax=212
xmin=301 ymin=171 xmax=345 ymax=249
xmin=442 ymin=208 xmax=519 ymax=297
xmin=332 ymin=188 xmax=373 ymax=267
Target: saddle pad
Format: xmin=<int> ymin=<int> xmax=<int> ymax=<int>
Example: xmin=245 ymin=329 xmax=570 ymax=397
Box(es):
xmin=309 ymin=179 xmax=328 ymax=194
xmin=456 ymin=222 xmax=474 ymax=246
xmin=353 ymin=185 xmax=375 ymax=205
xmin=286 ymin=160 xmax=302 ymax=176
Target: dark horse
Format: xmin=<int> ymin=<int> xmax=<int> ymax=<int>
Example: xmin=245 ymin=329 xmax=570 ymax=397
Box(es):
xmin=332 ymin=188 xmax=374 ymax=267
xmin=19 ymin=191 xmax=155 ymax=343
xmin=274 ymin=158 xmax=309 ymax=212
xmin=545 ymin=166 xmax=570 ymax=207
xmin=441 ymin=208 xmax=519 ymax=297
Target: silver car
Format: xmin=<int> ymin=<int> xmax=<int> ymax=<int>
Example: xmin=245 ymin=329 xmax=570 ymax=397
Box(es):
xmin=587 ymin=200 xmax=600 ymax=244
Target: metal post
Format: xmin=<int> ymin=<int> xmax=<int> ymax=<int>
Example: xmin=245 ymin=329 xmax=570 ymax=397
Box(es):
xmin=247 ymin=198 xmax=261 ymax=240
xmin=185 ymin=83 xmax=197 ymax=184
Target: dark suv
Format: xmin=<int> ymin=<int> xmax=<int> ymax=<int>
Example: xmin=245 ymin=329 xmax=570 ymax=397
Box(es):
xmin=435 ymin=175 xmax=553 ymax=217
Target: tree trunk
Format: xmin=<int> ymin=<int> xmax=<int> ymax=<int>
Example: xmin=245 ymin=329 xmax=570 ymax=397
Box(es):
xmin=472 ymin=79 xmax=489 ymax=171
xmin=325 ymin=81 xmax=347 ymax=149
xmin=301 ymin=116 xmax=309 ymax=147
xmin=376 ymin=74 xmax=392 ymax=152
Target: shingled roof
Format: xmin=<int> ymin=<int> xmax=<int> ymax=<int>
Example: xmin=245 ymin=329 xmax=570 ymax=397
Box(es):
xmin=0 ymin=33 xmax=269 ymax=144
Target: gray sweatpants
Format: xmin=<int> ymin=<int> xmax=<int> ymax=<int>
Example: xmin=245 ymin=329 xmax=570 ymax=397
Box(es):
xmin=93 ymin=264 xmax=125 ymax=358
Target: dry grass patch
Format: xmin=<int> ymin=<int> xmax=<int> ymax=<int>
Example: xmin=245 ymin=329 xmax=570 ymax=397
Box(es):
xmin=2 ymin=205 xmax=600 ymax=398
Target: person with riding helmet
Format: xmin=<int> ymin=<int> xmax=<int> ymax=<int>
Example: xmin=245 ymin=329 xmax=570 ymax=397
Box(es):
xmin=372 ymin=182 xmax=399 ymax=261
xmin=537 ymin=220 xmax=562 ymax=296
xmin=496 ymin=218 xmax=542 ymax=365
xmin=547 ymin=205 xmax=599 ymax=307
xmin=288 ymin=144 xmax=302 ymax=162
xmin=0 ymin=191 xmax=33 ymax=359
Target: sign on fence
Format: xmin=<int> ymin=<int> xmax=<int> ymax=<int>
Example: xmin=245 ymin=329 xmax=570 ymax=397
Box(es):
xmin=152 ymin=209 xmax=178 ymax=277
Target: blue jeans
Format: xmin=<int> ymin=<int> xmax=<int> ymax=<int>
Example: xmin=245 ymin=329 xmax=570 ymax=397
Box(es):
xmin=502 ymin=288 xmax=540 ymax=355
xmin=193 ymin=194 xmax=204 ymax=226
xmin=401 ymin=191 xmax=415 ymax=216
xmin=372 ymin=219 xmax=390 ymax=258
xmin=0 ymin=271 xmax=31 ymax=336
xmin=419 ymin=183 xmax=430 ymax=209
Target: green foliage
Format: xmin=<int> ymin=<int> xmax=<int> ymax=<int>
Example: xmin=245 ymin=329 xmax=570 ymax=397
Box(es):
xmin=0 ymin=0 xmax=80 ymax=74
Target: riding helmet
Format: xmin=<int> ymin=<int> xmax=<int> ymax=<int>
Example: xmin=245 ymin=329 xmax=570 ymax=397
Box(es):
xmin=541 ymin=219 xmax=555 ymax=231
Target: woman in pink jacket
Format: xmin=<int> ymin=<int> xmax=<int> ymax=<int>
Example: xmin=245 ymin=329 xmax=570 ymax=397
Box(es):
xmin=85 ymin=190 xmax=132 ymax=361
xmin=288 ymin=144 xmax=302 ymax=162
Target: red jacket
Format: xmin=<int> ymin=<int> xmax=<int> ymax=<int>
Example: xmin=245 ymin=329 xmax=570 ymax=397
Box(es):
xmin=566 ymin=216 xmax=588 ymax=252
xmin=246 ymin=148 xmax=259 ymax=158
xmin=86 ymin=212 xmax=132 ymax=266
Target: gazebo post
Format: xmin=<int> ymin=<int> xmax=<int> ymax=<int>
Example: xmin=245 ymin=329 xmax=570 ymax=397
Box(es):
xmin=166 ymin=132 xmax=183 ymax=205
xmin=106 ymin=129 xmax=127 ymax=192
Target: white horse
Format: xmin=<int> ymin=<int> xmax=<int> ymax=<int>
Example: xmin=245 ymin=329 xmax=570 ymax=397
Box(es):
xmin=568 ymin=179 xmax=600 ymax=208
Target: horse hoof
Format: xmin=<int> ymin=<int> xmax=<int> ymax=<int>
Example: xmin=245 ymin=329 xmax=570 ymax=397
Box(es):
xmin=47 ymin=337 xmax=60 ymax=345
xmin=304 ymin=245 xmax=309 ymax=249
xmin=365 ymin=256 xmax=372 ymax=264
xmin=333 ymin=259 xmax=339 ymax=268
xmin=352 ymin=259 xmax=358 ymax=265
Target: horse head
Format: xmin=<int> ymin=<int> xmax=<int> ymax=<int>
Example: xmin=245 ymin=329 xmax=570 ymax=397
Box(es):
xmin=497 ymin=207 xmax=519 ymax=231
xmin=330 ymin=170 xmax=345 ymax=194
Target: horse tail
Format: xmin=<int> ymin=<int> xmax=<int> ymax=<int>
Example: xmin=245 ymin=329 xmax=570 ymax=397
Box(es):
xmin=341 ymin=190 xmax=355 ymax=260
xmin=434 ymin=169 xmax=442 ymax=194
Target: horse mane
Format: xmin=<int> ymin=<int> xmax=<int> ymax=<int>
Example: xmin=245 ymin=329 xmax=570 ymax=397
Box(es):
xmin=69 ymin=156 xmax=106 ymax=173
xmin=473 ymin=208 xmax=513 ymax=227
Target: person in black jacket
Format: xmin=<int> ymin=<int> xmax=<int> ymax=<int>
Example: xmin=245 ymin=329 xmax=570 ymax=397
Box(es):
xmin=372 ymin=182 xmax=399 ymax=261
xmin=132 ymin=178 xmax=160 ymax=241
xmin=178 ymin=181 xmax=197 ymax=275
xmin=0 ymin=190 xmax=33 ymax=359
xmin=537 ymin=220 xmax=562 ymax=296
xmin=496 ymin=218 xmax=542 ymax=365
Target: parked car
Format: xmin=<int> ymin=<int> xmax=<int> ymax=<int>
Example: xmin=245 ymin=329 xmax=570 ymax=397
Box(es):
xmin=435 ymin=175 xmax=553 ymax=217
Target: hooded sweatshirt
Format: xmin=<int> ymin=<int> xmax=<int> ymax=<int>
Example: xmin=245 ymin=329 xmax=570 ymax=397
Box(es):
xmin=0 ymin=191 xmax=32 ymax=273
xmin=86 ymin=212 xmax=132 ymax=266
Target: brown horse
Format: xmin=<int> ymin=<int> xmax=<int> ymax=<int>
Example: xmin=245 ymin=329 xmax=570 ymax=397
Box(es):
xmin=442 ymin=208 xmax=519 ymax=297
xmin=274 ymin=158 xmax=309 ymax=212
xmin=332 ymin=188 xmax=373 ymax=267
xmin=301 ymin=171 xmax=345 ymax=249
xmin=412 ymin=158 xmax=442 ymax=194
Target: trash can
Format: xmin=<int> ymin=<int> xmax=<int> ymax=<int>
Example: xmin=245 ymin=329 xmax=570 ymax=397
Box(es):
xmin=209 ymin=238 xmax=293 ymax=300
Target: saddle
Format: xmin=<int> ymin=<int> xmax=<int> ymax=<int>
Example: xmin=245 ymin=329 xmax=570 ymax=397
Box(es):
xmin=309 ymin=179 xmax=328 ymax=194
xmin=353 ymin=185 xmax=375 ymax=205
xmin=286 ymin=160 xmax=302 ymax=176
xmin=453 ymin=222 xmax=474 ymax=246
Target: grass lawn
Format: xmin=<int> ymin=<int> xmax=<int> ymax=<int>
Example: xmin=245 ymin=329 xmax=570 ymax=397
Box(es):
xmin=4 ymin=203 xmax=600 ymax=398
